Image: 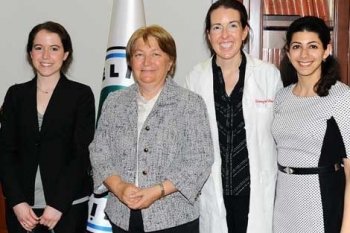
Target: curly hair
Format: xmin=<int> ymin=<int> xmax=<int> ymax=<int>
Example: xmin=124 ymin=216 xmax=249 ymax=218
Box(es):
xmin=280 ymin=16 xmax=340 ymax=96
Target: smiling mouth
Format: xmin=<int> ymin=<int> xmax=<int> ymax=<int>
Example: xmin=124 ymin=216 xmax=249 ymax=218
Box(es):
xmin=220 ymin=42 xmax=233 ymax=49
xmin=298 ymin=61 xmax=312 ymax=67
xmin=40 ymin=63 xmax=52 ymax=67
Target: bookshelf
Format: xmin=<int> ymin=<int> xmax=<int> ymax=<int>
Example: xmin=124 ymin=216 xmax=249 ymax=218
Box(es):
xmin=244 ymin=0 xmax=350 ymax=84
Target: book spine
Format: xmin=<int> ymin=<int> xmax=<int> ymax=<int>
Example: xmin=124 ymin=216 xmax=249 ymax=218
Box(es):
xmin=263 ymin=0 xmax=269 ymax=14
xmin=268 ymin=48 xmax=274 ymax=65
xmin=270 ymin=0 xmax=277 ymax=15
xmin=275 ymin=0 xmax=284 ymax=15
xmin=262 ymin=48 xmax=269 ymax=63
xmin=305 ymin=0 xmax=315 ymax=16
xmin=273 ymin=48 xmax=282 ymax=68
xmin=285 ymin=0 xmax=294 ymax=15
xmin=313 ymin=0 xmax=321 ymax=18
xmin=296 ymin=0 xmax=306 ymax=16
xmin=318 ymin=0 xmax=330 ymax=21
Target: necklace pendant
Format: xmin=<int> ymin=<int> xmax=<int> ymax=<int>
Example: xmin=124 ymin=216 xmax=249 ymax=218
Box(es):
xmin=37 ymin=86 xmax=50 ymax=94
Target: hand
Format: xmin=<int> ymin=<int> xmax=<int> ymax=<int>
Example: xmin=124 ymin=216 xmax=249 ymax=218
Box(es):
xmin=13 ymin=202 xmax=39 ymax=231
xmin=128 ymin=185 xmax=163 ymax=210
xmin=39 ymin=205 xmax=62 ymax=230
xmin=114 ymin=182 xmax=141 ymax=207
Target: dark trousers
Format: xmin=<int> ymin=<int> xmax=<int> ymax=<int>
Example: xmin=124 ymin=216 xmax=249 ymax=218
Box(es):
xmin=111 ymin=210 xmax=199 ymax=233
xmin=5 ymin=201 xmax=88 ymax=233
xmin=224 ymin=195 xmax=250 ymax=233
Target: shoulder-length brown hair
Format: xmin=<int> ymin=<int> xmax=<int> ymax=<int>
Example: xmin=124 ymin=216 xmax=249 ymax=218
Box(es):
xmin=126 ymin=25 xmax=177 ymax=77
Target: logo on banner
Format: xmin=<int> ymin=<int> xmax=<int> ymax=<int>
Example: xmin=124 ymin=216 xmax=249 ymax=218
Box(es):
xmin=97 ymin=46 xmax=133 ymax=116
xmin=87 ymin=193 xmax=112 ymax=233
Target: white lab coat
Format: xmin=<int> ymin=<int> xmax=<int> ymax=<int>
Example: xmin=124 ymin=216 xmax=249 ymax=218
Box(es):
xmin=185 ymin=53 xmax=283 ymax=233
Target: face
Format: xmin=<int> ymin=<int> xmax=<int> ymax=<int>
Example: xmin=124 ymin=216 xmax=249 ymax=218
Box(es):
xmin=30 ymin=30 xmax=69 ymax=78
xmin=131 ymin=36 xmax=173 ymax=89
xmin=287 ymin=31 xmax=331 ymax=81
xmin=207 ymin=7 xmax=248 ymax=63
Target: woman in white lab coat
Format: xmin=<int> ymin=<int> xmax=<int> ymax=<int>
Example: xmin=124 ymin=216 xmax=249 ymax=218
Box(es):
xmin=185 ymin=0 xmax=282 ymax=232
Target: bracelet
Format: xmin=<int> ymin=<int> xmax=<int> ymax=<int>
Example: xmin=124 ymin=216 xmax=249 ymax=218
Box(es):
xmin=158 ymin=183 xmax=165 ymax=198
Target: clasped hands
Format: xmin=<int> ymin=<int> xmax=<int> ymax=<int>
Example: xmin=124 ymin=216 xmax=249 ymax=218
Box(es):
xmin=111 ymin=181 xmax=163 ymax=210
xmin=13 ymin=202 xmax=62 ymax=231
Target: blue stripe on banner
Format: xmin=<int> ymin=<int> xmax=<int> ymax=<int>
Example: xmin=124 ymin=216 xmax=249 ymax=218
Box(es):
xmin=87 ymin=222 xmax=112 ymax=232
xmin=106 ymin=53 xmax=126 ymax=60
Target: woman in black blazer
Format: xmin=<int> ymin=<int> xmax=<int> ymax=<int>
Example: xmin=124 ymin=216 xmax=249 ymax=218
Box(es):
xmin=0 ymin=21 xmax=95 ymax=233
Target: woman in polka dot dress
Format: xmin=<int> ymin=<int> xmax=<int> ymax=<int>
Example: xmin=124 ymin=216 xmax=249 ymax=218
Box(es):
xmin=272 ymin=16 xmax=350 ymax=233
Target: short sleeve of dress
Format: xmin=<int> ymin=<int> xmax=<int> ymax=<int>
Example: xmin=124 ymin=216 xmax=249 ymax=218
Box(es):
xmin=333 ymin=90 xmax=350 ymax=158
xmin=273 ymin=85 xmax=291 ymax=116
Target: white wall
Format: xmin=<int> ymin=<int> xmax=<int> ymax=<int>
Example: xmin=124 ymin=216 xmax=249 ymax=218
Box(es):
xmin=0 ymin=0 xmax=211 ymax=110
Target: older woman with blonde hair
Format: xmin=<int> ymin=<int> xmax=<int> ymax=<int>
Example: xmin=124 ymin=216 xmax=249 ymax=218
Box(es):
xmin=89 ymin=25 xmax=213 ymax=233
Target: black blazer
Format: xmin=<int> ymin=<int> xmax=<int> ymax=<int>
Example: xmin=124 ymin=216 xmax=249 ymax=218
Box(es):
xmin=0 ymin=75 xmax=95 ymax=214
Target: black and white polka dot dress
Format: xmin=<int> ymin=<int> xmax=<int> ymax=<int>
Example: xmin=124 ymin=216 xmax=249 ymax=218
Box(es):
xmin=272 ymin=81 xmax=350 ymax=233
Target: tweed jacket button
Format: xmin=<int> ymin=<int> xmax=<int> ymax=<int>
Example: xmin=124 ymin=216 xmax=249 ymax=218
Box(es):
xmin=142 ymin=170 xmax=147 ymax=175
xmin=144 ymin=148 xmax=149 ymax=152
xmin=145 ymin=126 xmax=150 ymax=131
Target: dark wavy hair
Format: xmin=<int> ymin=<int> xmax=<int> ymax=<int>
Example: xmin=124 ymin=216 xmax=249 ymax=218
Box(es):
xmin=26 ymin=21 xmax=73 ymax=74
xmin=204 ymin=0 xmax=250 ymax=55
xmin=280 ymin=16 xmax=340 ymax=96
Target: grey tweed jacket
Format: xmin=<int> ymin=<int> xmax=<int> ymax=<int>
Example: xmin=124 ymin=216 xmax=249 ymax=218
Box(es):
xmin=89 ymin=79 xmax=214 ymax=231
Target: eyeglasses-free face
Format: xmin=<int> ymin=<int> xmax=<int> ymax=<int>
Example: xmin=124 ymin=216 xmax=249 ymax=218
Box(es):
xmin=30 ymin=29 xmax=69 ymax=80
xmin=287 ymin=31 xmax=331 ymax=81
xmin=130 ymin=36 xmax=173 ymax=94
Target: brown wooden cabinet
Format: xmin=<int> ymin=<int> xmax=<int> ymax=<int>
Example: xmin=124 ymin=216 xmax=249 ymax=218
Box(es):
xmin=0 ymin=185 xmax=7 ymax=233
xmin=244 ymin=0 xmax=350 ymax=84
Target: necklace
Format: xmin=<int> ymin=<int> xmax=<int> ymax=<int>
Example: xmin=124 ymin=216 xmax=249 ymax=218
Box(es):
xmin=37 ymin=86 xmax=51 ymax=94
